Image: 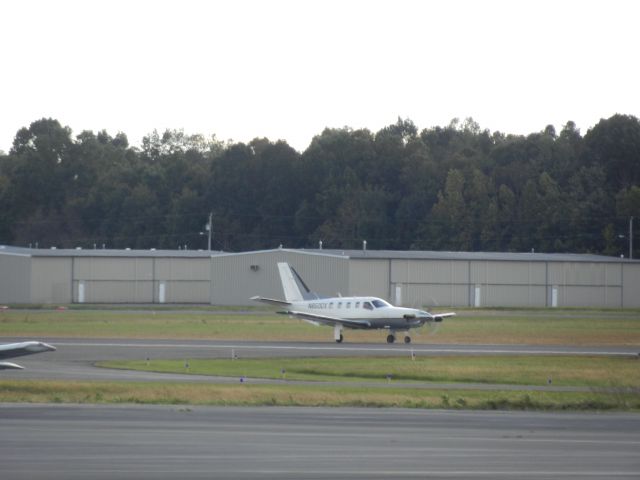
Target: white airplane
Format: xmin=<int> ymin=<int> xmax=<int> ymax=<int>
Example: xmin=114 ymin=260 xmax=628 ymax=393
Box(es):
xmin=252 ymin=262 xmax=455 ymax=344
xmin=0 ymin=341 xmax=57 ymax=370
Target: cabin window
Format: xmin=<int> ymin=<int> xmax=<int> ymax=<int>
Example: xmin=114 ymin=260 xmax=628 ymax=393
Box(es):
xmin=372 ymin=299 xmax=389 ymax=308
xmin=346 ymin=302 xmax=351 ymax=309
xmin=337 ymin=302 xmax=342 ymax=308
xmin=355 ymin=302 xmax=360 ymax=308
xmin=329 ymin=302 xmax=333 ymax=308
xmin=363 ymin=302 xmax=373 ymax=310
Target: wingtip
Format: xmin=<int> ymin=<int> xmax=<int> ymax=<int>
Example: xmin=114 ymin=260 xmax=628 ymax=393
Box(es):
xmin=25 ymin=341 xmax=56 ymax=353
xmin=0 ymin=362 xmax=25 ymax=370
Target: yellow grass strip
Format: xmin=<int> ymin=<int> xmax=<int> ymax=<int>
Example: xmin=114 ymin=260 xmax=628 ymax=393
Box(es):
xmin=1 ymin=380 xmax=638 ymax=412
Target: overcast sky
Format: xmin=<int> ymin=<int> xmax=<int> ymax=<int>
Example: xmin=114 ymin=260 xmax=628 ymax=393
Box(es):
xmin=1 ymin=0 xmax=638 ymax=153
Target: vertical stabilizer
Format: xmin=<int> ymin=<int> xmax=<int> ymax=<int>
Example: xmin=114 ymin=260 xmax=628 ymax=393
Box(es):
xmin=277 ymin=262 xmax=304 ymax=302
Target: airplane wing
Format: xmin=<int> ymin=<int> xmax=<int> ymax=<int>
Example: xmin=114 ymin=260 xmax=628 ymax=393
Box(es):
xmin=0 ymin=341 xmax=56 ymax=370
xmin=284 ymin=310 xmax=372 ymax=329
xmin=430 ymin=312 xmax=456 ymax=322
xmin=250 ymin=296 xmax=292 ymax=307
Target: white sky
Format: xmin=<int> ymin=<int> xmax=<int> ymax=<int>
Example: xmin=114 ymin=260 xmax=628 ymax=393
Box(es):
xmin=1 ymin=0 xmax=638 ymax=153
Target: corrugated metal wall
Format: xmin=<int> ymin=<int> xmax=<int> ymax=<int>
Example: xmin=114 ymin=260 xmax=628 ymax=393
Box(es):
xmin=68 ymin=257 xmax=213 ymax=304
xmin=380 ymin=259 xmax=638 ymax=308
xmin=349 ymin=259 xmax=389 ymax=298
xmin=470 ymin=261 xmax=547 ymax=307
xmin=31 ymin=257 xmax=72 ymax=303
xmin=623 ymin=264 xmax=640 ymax=308
xmin=0 ymin=252 xmax=31 ymax=303
xmin=72 ymin=257 xmax=154 ymax=303
xmin=2 ymin=249 xmax=639 ymax=307
xmin=211 ymin=251 xmax=349 ymax=306
xmin=154 ymin=258 xmax=210 ymax=303
xmin=547 ymin=262 xmax=623 ymax=308
xmin=388 ymin=259 xmax=469 ymax=307
xmin=75 ymin=280 xmax=152 ymax=303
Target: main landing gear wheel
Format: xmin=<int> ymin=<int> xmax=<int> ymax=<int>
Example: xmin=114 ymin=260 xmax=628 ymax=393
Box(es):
xmin=335 ymin=334 xmax=344 ymax=343
xmin=386 ymin=334 xmax=395 ymax=344
xmin=404 ymin=336 xmax=411 ymax=344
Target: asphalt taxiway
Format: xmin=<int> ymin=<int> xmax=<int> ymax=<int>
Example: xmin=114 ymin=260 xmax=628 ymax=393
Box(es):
xmin=2 ymin=404 xmax=639 ymax=479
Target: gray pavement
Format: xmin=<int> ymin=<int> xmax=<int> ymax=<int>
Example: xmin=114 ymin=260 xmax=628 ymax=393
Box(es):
xmin=2 ymin=338 xmax=639 ymax=479
xmin=1 ymin=404 xmax=639 ymax=479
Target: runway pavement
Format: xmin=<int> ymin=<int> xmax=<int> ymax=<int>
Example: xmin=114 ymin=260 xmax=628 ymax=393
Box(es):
xmin=1 ymin=404 xmax=639 ymax=479
xmin=2 ymin=339 xmax=639 ymax=478
xmin=2 ymin=337 xmax=638 ymax=389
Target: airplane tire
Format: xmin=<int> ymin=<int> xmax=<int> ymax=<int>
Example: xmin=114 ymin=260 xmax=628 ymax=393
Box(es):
xmin=404 ymin=336 xmax=411 ymax=344
xmin=386 ymin=334 xmax=395 ymax=344
xmin=336 ymin=334 xmax=343 ymax=343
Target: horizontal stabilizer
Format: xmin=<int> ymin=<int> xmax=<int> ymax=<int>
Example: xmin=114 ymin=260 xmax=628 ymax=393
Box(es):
xmin=250 ymin=296 xmax=292 ymax=307
xmin=302 ymin=319 xmax=322 ymax=327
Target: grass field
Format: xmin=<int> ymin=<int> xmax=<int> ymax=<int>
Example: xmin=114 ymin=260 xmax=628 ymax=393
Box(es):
xmin=1 ymin=308 xmax=640 ymax=345
xmin=99 ymin=355 xmax=640 ymax=388
xmin=0 ymin=379 xmax=638 ymax=411
xmin=2 ymin=307 xmax=640 ymax=411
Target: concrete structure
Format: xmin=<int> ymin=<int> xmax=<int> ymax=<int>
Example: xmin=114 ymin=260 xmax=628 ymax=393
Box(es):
xmin=1 ymin=245 xmax=639 ymax=308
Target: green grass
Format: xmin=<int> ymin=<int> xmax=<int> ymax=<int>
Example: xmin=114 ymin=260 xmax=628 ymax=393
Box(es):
xmin=99 ymin=355 xmax=640 ymax=388
xmin=3 ymin=303 xmax=268 ymax=312
xmin=0 ymin=310 xmax=313 ymax=340
xmin=0 ymin=379 xmax=637 ymax=411
xmin=1 ymin=308 xmax=639 ymax=345
xmin=2 ymin=308 xmax=640 ymax=411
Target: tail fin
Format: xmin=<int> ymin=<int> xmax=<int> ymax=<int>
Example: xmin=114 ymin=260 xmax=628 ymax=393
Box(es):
xmin=277 ymin=262 xmax=305 ymax=302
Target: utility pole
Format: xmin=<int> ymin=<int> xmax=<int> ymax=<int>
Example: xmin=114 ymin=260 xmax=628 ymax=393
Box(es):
xmin=207 ymin=211 xmax=213 ymax=252
xmin=630 ymin=216 xmax=634 ymax=260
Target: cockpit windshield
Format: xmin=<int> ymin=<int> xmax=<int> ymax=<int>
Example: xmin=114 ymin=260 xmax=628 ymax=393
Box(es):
xmin=371 ymin=299 xmax=391 ymax=308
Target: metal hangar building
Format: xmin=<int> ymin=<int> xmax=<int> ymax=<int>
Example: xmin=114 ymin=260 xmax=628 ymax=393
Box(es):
xmin=1 ymin=245 xmax=639 ymax=308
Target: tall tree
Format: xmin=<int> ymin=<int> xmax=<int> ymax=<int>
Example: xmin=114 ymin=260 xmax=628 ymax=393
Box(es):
xmin=584 ymin=114 xmax=640 ymax=189
xmin=2 ymin=114 xmax=639 ymax=255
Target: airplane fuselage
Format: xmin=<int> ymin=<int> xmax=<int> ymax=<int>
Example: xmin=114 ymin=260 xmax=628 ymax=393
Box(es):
xmin=291 ymin=296 xmax=433 ymax=330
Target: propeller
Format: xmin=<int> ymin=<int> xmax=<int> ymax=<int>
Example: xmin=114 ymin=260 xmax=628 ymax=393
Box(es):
xmin=415 ymin=298 xmax=443 ymax=338
xmin=423 ymin=315 xmax=441 ymax=336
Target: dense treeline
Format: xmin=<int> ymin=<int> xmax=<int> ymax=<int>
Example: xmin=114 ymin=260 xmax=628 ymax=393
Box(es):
xmin=1 ymin=115 xmax=639 ymax=256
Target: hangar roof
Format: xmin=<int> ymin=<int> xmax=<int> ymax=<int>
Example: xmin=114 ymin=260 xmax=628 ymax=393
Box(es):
xmin=0 ymin=245 xmax=225 ymax=258
xmin=0 ymin=245 xmax=635 ymax=263
xmin=302 ymin=249 xmax=636 ymax=263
